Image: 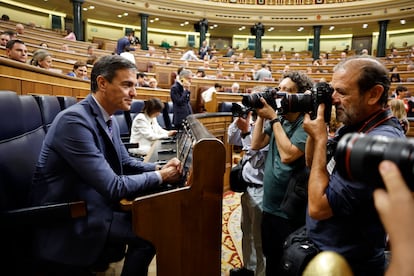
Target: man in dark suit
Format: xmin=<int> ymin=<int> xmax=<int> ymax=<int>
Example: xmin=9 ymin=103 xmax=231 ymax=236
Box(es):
xmin=170 ymin=69 xmax=193 ymax=129
xmin=31 ymin=55 xmax=182 ymax=276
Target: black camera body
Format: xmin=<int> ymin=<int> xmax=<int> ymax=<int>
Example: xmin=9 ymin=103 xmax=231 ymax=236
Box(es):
xmin=335 ymin=133 xmax=414 ymax=191
xmin=231 ymin=103 xmax=252 ymax=119
xmin=241 ymin=82 xmax=333 ymax=122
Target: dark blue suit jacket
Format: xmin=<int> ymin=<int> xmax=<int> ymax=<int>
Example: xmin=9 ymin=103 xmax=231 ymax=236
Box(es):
xmin=31 ymin=94 xmax=160 ymax=266
xmin=170 ymin=81 xmax=192 ymax=128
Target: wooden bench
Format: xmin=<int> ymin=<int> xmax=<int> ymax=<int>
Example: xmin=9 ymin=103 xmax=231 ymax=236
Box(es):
xmin=0 ymin=56 xmax=90 ymax=97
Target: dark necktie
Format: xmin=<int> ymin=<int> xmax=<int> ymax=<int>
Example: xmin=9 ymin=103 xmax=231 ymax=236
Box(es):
xmin=107 ymin=118 xmax=113 ymax=138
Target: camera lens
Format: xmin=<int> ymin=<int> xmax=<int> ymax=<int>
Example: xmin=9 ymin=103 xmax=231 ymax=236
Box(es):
xmin=242 ymin=93 xmax=263 ymax=109
xmin=335 ymin=133 xmax=414 ymax=191
xmin=286 ymin=94 xmax=313 ymax=114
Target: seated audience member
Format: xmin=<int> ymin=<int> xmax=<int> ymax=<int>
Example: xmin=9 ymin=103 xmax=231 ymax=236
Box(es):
xmin=87 ymin=45 xmax=95 ymax=56
xmin=6 ymin=39 xmax=28 ymax=63
xmin=231 ymin=82 xmax=240 ymax=93
xmin=148 ymin=78 xmax=158 ymax=89
xmin=389 ymin=48 xmax=400 ymax=58
xmin=389 ymin=98 xmax=409 ymax=134
xmin=374 ymin=160 xmax=414 ymax=276
xmin=129 ymin=98 xmax=177 ymax=156
xmin=160 ymin=39 xmax=171 ymax=50
xmin=145 ymin=46 xmax=156 ymax=57
xmin=120 ymin=46 xmax=136 ymax=64
xmin=224 ymin=45 xmax=235 ymax=57
xmin=63 ymin=28 xmax=77 ymax=41
xmin=137 ymin=72 xmax=150 ymax=87
xmin=31 ymin=50 xmax=53 ymax=70
xmin=3 ymin=30 xmax=17 ymax=40
xmin=1 ymin=14 xmax=10 ymax=21
xmin=39 ymin=42 xmax=48 ymax=48
xmin=391 ymin=85 xmax=408 ymax=99
xmin=303 ymin=57 xmax=405 ymax=276
xmin=241 ymin=70 xmax=252 ymax=81
xmin=31 ymin=55 xmax=183 ymax=275
xmin=0 ymin=31 xmax=10 ymax=46
xmin=15 ymin=23 xmax=24 ymax=35
xmin=201 ymin=83 xmax=223 ymax=103
xmin=86 ymin=55 xmax=98 ymax=65
xmin=67 ymin=61 xmax=89 ymax=80
xmin=195 ymin=68 xmax=206 ymax=78
xmin=252 ymin=63 xmax=272 ymax=81
xmin=61 ymin=43 xmax=73 ymax=52
xmin=390 ymin=66 xmax=401 ymax=83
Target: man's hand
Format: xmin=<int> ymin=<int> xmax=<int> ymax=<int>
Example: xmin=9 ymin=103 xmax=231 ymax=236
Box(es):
xmin=303 ymin=103 xmax=328 ymax=143
xmin=159 ymin=158 xmax=183 ymax=183
xmin=256 ymin=97 xmax=277 ymax=120
xmin=236 ymin=111 xmax=251 ymax=133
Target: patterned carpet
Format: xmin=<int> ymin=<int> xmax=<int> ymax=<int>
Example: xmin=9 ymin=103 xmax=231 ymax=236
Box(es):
xmin=221 ymin=191 xmax=243 ymax=276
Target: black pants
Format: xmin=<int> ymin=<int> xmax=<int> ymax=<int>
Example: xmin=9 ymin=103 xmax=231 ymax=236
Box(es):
xmin=261 ymin=211 xmax=302 ymax=276
xmin=106 ymin=211 xmax=156 ymax=276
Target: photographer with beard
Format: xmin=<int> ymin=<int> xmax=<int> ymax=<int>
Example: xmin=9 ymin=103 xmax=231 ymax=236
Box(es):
xmin=303 ymin=57 xmax=405 ymax=275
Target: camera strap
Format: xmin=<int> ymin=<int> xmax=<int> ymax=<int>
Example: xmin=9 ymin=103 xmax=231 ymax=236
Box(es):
xmin=357 ymin=108 xmax=396 ymax=134
xmin=327 ymin=108 xmax=397 ymax=174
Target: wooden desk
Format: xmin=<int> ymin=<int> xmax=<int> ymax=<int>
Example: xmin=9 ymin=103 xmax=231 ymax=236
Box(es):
xmin=121 ymin=114 xmax=226 ymax=276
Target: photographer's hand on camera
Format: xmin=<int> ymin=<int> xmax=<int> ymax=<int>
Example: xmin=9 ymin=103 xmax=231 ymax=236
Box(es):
xmin=303 ymin=103 xmax=328 ymax=145
xmin=236 ymin=111 xmax=252 ymax=135
xmin=304 ymin=103 xmax=328 ymax=168
xmin=303 ymin=103 xmax=333 ymax=220
xmin=256 ymin=97 xmax=278 ymax=121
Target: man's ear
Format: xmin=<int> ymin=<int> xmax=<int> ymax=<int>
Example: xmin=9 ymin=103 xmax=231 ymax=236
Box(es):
xmin=96 ymin=75 xmax=107 ymax=90
xmin=367 ymin=84 xmax=384 ymax=105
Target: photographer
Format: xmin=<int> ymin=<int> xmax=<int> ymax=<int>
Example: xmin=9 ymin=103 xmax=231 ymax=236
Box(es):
xmin=303 ymin=57 xmax=405 ymax=275
xmin=250 ymin=71 xmax=313 ymax=276
xmin=228 ymin=108 xmax=267 ymax=276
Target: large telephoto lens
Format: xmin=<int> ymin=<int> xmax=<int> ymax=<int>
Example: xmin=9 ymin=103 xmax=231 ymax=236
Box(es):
xmin=335 ymin=133 xmax=414 ymax=191
xmin=242 ymin=93 xmax=263 ymax=109
xmin=285 ymin=93 xmax=313 ymax=114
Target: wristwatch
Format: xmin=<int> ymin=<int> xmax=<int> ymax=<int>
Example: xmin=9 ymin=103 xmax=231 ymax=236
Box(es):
xmin=269 ymin=117 xmax=280 ymax=128
xmin=240 ymin=131 xmax=251 ymax=139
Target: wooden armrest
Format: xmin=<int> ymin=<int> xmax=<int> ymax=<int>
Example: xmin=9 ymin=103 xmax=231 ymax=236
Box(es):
xmin=1 ymin=201 xmax=87 ymax=227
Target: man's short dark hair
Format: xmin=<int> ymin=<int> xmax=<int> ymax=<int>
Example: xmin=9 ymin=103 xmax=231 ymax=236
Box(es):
xmin=6 ymin=39 xmax=24 ymax=50
xmin=90 ymin=55 xmax=137 ymax=92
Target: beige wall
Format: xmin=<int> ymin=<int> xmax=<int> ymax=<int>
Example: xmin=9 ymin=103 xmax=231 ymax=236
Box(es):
xmin=0 ymin=4 xmax=55 ymax=29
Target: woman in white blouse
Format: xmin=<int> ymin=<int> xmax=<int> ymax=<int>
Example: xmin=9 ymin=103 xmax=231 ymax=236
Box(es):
xmin=129 ymin=98 xmax=177 ymax=155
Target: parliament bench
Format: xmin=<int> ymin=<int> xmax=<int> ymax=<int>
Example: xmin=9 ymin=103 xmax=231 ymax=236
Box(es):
xmin=0 ymin=91 xmax=87 ymax=274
